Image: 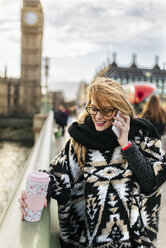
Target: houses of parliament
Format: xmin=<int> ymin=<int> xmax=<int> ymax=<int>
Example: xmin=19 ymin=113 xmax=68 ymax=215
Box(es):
xmin=0 ymin=0 xmax=44 ymax=117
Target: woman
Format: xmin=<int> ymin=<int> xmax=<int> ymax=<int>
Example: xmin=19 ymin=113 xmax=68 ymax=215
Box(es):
xmin=141 ymin=94 xmax=166 ymax=138
xmin=19 ymin=77 xmax=166 ymax=248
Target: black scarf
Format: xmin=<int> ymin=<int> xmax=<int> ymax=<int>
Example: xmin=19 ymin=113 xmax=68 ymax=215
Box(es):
xmin=68 ymin=116 xmax=160 ymax=151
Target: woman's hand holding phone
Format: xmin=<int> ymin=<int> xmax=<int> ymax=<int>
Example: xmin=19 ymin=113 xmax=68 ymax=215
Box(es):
xmin=112 ymin=111 xmax=130 ymax=149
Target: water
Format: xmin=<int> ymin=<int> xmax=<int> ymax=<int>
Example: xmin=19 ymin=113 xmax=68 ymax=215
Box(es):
xmin=0 ymin=141 xmax=32 ymax=220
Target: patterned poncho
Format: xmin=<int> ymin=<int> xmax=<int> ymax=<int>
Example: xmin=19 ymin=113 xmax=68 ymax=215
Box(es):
xmin=47 ymin=117 xmax=166 ymax=248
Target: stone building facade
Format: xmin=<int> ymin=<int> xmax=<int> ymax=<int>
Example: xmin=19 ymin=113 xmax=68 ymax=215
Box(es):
xmin=0 ymin=0 xmax=44 ymax=117
xmin=0 ymin=76 xmax=20 ymax=117
xmin=105 ymin=53 xmax=166 ymax=98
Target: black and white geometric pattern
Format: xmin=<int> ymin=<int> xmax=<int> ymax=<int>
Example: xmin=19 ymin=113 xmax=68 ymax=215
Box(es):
xmin=47 ymin=128 xmax=166 ymax=248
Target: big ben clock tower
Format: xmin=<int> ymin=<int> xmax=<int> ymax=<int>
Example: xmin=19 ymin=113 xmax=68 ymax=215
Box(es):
xmin=20 ymin=0 xmax=44 ymax=116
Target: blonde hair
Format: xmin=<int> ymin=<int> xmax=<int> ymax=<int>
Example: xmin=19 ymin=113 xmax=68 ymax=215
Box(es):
xmin=72 ymin=77 xmax=135 ymax=168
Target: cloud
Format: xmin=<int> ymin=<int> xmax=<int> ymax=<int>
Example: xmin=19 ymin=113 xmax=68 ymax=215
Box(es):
xmin=0 ymin=0 xmax=166 ymax=87
xmin=42 ymin=0 xmax=166 ymax=60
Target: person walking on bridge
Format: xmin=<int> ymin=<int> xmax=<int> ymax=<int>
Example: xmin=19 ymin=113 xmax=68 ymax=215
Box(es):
xmin=140 ymin=94 xmax=166 ymax=138
xmin=140 ymin=94 xmax=166 ymax=153
xmin=54 ymin=105 xmax=68 ymax=136
xmin=19 ymin=77 xmax=166 ymax=248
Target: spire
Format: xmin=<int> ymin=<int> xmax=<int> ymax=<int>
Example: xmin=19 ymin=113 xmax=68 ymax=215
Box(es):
xmin=4 ymin=65 xmax=7 ymax=78
xmin=111 ymin=52 xmax=117 ymax=67
xmin=130 ymin=53 xmax=137 ymax=68
xmin=153 ymin=55 xmax=160 ymax=69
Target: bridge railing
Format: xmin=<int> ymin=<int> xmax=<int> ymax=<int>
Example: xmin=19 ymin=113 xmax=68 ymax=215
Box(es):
xmin=0 ymin=111 xmax=60 ymax=248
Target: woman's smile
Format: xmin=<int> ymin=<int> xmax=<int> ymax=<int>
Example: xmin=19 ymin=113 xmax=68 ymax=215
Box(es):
xmin=96 ymin=120 xmax=106 ymax=126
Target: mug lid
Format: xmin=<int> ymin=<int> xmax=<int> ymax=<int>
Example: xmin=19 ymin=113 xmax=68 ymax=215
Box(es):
xmin=26 ymin=171 xmax=50 ymax=183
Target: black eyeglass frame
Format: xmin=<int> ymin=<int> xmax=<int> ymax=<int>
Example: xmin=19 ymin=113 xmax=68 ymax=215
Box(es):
xmin=86 ymin=106 xmax=116 ymax=117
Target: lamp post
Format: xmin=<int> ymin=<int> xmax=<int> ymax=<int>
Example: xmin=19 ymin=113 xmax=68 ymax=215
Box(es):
xmin=45 ymin=57 xmax=49 ymax=92
xmin=45 ymin=57 xmax=49 ymax=113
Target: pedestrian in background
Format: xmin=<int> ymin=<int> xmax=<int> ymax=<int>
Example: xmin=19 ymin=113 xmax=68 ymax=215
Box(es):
xmin=54 ymin=105 xmax=68 ymax=136
xmin=141 ymin=95 xmax=166 ymax=138
xmin=19 ymin=77 xmax=166 ymax=248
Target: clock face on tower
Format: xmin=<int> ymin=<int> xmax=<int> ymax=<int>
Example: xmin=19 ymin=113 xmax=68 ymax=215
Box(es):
xmin=24 ymin=11 xmax=38 ymax=25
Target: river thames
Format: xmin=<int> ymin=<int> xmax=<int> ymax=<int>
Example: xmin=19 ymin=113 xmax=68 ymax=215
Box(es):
xmin=0 ymin=141 xmax=32 ymax=220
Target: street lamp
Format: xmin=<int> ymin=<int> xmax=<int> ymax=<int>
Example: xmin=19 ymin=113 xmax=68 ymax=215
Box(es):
xmin=45 ymin=57 xmax=49 ymax=93
xmin=45 ymin=57 xmax=49 ymax=113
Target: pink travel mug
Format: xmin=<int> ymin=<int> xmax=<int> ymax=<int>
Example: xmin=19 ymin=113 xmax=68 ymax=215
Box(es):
xmin=24 ymin=171 xmax=50 ymax=222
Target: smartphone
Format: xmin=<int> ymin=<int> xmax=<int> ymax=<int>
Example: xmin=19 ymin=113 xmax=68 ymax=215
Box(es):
xmin=112 ymin=110 xmax=123 ymax=138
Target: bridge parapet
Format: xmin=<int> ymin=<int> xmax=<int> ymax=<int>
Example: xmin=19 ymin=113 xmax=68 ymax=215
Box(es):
xmin=0 ymin=111 xmax=60 ymax=248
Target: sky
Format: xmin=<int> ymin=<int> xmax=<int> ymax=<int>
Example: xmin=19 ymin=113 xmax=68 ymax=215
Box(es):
xmin=0 ymin=0 xmax=166 ymax=100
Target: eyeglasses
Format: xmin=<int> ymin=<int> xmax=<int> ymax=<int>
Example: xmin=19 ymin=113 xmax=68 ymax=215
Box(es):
xmin=86 ymin=106 xmax=116 ymax=117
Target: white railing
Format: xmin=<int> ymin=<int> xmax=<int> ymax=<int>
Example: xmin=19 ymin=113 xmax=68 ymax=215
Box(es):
xmin=0 ymin=111 xmax=60 ymax=248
